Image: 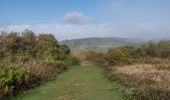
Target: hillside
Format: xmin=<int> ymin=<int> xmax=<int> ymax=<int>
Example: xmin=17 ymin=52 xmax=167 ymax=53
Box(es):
xmin=60 ymin=37 xmax=144 ymax=52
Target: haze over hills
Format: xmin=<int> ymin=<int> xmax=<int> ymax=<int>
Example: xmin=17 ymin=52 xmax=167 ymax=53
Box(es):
xmin=60 ymin=37 xmax=144 ymax=52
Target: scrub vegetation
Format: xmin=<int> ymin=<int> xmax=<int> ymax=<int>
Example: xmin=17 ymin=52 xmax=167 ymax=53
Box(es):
xmin=0 ymin=30 xmax=79 ymax=99
xmin=1 ymin=30 xmax=170 ymax=100
xmin=83 ymin=40 xmax=170 ymax=99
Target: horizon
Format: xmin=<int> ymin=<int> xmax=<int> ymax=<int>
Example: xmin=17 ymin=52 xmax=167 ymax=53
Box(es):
xmin=0 ymin=0 xmax=170 ymax=40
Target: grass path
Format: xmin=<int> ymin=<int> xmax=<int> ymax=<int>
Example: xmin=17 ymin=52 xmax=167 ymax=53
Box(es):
xmin=13 ymin=61 xmax=126 ymax=100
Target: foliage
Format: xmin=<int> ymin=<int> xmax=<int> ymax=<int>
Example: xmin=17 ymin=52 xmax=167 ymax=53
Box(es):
xmin=0 ymin=30 xmax=78 ymax=99
xmin=104 ymin=49 xmax=131 ymax=65
xmin=0 ymin=66 xmax=35 ymax=99
xmin=84 ymin=40 xmax=170 ymax=99
xmin=65 ymin=56 xmax=80 ymax=66
xmin=0 ymin=30 xmax=73 ymax=63
xmin=84 ymin=50 xmax=104 ymax=62
xmin=22 ymin=61 xmax=67 ymax=81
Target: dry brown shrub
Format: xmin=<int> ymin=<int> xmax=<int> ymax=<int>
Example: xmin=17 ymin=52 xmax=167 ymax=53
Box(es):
xmin=22 ymin=62 xmax=66 ymax=81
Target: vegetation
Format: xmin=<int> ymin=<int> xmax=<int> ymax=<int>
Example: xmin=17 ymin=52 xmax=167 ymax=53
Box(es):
xmin=84 ymin=40 xmax=170 ymax=100
xmin=13 ymin=61 xmax=126 ymax=100
xmin=0 ymin=30 xmax=79 ymax=99
xmin=1 ymin=29 xmax=170 ymax=99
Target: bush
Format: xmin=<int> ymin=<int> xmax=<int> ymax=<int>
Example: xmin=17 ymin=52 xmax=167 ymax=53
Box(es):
xmin=84 ymin=50 xmax=104 ymax=62
xmin=21 ymin=61 xmax=68 ymax=81
xmin=0 ymin=66 xmax=34 ymax=98
xmin=104 ymin=49 xmax=131 ymax=65
xmin=0 ymin=30 xmax=75 ymax=64
xmin=43 ymin=61 xmax=68 ymax=72
xmin=65 ymin=56 xmax=80 ymax=66
xmin=0 ymin=30 xmax=79 ymax=99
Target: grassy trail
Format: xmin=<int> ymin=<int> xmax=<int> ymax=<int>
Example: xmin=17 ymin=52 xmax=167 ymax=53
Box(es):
xmin=13 ymin=61 xmax=126 ymax=100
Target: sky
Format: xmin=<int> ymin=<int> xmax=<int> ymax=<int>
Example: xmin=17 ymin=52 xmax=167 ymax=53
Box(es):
xmin=0 ymin=0 xmax=170 ymax=41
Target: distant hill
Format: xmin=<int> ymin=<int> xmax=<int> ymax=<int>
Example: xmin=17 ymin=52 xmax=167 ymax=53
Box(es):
xmin=60 ymin=37 xmax=144 ymax=52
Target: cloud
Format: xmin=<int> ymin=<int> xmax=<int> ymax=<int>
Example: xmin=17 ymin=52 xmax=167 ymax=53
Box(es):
xmin=0 ymin=11 xmax=170 ymax=41
xmin=1 ymin=22 xmax=170 ymax=41
xmin=0 ymin=25 xmax=32 ymax=32
xmin=63 ymin=11 xmax=91 ymax=24
xmin=114 ymin=22 xmax=170 ymax=39
xmin=0 ymin=23 xmax=117 ymax=41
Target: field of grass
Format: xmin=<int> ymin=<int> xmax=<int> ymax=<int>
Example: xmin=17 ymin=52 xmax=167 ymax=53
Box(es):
xmin=13 ymin=61 xmax=127 ymax=100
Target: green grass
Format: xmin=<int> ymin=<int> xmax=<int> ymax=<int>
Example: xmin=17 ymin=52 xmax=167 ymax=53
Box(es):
xmin=12 ymin=61 xmax=127 ymax=100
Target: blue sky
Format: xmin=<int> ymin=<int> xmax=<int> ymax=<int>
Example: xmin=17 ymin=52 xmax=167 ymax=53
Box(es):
xmin=0 ymin=0 xmax=170 ymax=40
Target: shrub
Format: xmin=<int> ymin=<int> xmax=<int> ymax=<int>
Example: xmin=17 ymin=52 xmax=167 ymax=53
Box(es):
xmin=43 ymin=61 xmax=68 ymax=72
xmin=84 ymin=50 xmax=104 ymax=62
xmin=0 ymin=30 xmax=74 ymax=64
xmin=0 ymin=30 xmax=79 ymax=99
xmin=104 ymin=49 xmax=131 ymax=65
xmin=22 ymin=61 xmax=68 ymax=81
xmin=65 ymin=56 xmax=80 ymax=66
xmin=0 ymin=66 xmax=34 ymax=99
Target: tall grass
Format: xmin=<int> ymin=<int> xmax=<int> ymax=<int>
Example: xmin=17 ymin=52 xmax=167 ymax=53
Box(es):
xmin=111 ymin=64 xmax=170 ymax=99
